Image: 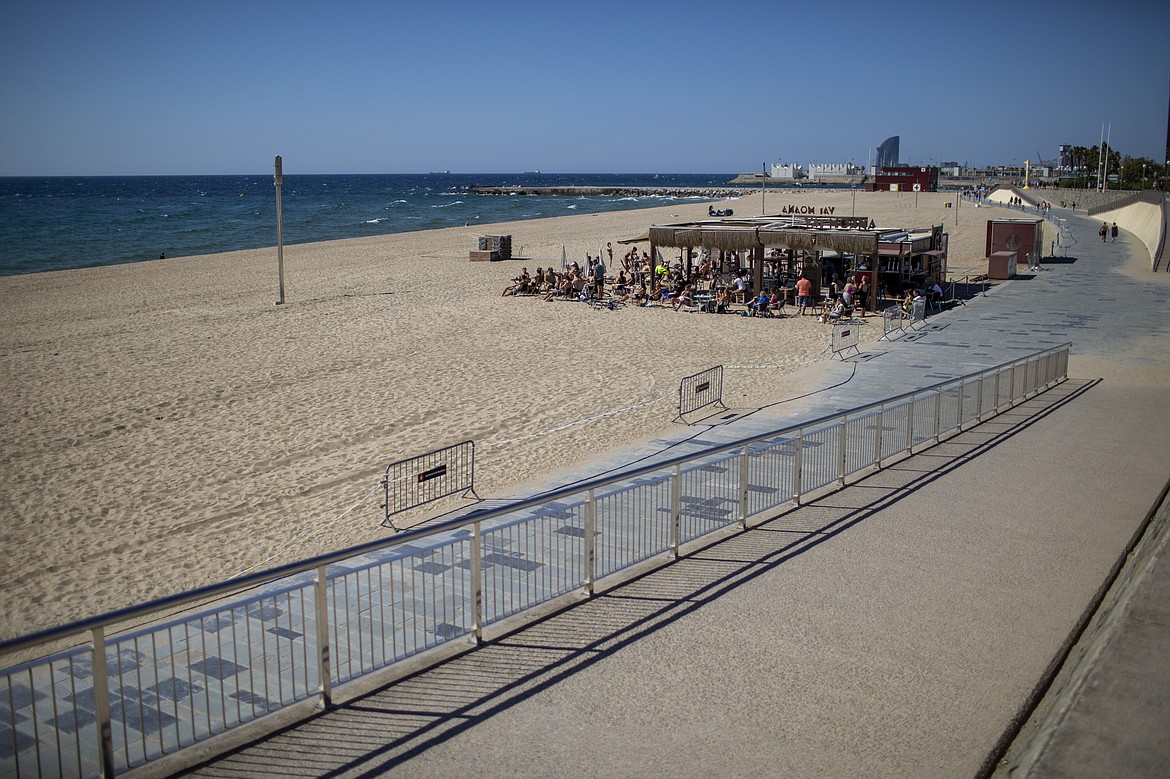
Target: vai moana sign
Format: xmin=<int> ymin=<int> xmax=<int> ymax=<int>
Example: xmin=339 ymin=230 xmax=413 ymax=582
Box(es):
xmin=780 ymin=205 xmax=840 ymax=215
xmin=775 ymin=208 xmax=877 ymax=228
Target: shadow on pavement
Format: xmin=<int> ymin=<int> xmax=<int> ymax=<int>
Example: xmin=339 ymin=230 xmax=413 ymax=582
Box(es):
xmin=173 ymin=379 xmax=1100 ymax=779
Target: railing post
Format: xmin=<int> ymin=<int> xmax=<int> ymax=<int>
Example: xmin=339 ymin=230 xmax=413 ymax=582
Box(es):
xmin=994 ymin=370 xmax=1002 ymax=413
xmin=91 ymin=627 xmax=116 ymax=779
xmin=671 ymin=465 xmax=681 ymax=557
xmin=471 ymin=520 xmax=483 ymax=643
xmin=739 ymin=444 xmax=750 ymax=529
xmin=793 ymin=430 xmax=804 ymax=506
xmin=906 ymin=396 xmax=916 ymax=453
xmin=957 ymin=380 xmax=965 ymax=430
xmin=1009 ymin=364 xmax=1017 ymax=405
xmin=585 ymin=488 xmax=596 ymax=595
xmin=874 ymin=408 xmax=884 ymax=468
xmin=314 ymin=564 xmax=333 ymax=709
xmin=934 ymin=391 xmax=942 ymax=443
xmin=976 ymin=375 xmax=984 ymax=422
xmin=838 ymin=420 xmax=848 ymax=487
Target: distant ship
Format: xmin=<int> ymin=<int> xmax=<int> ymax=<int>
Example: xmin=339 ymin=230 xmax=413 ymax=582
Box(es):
xmin=429 ymin=170 xmax=452 ymax=174
xmin=523 ymin=170 xmax=541 ymax=174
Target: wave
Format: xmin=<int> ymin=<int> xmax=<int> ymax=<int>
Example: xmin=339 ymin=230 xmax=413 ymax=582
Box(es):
xmin=565 ymin=204 xmax=577 ymax=209
xmin=363 ymin=218 xmax=386 ymax=224
xmin=431 ymin=200 xmax=464 ymax=208
xmin=391 ymin=199 xmax=408 ymax=204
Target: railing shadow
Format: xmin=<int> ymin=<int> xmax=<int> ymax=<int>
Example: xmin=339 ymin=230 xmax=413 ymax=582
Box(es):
xmin=171 ymin=378 xmax=1099 ymax=779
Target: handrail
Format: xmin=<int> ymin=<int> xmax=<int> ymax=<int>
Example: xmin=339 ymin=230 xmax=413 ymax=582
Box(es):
xmin=0 ymin=341 xmax=1073 ymax=659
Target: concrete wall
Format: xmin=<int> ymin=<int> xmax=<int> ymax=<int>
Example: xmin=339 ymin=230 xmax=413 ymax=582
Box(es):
xmin=1092 ymin=200 xmax=1163 ymax=268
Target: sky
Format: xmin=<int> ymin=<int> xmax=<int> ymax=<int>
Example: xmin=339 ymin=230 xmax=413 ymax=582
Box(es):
xmin=1 ymin=0 xmax=1167 ymax=176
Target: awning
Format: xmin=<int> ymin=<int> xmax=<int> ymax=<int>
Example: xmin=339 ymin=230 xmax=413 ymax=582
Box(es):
xmin=617 ymin=233 xmax=649 ymax=245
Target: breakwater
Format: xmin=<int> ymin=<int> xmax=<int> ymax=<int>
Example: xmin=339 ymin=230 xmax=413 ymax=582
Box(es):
xmin=463 ymin=185 xmax=750 ymax=198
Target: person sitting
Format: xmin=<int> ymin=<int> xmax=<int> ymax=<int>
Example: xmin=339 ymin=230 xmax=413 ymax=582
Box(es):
xmin=911 ymin=289 xmax=926 ymax=319
xmin=929 ymin=279 xmax=944 ymax=309
xmin=748 ymin=291 xmax=770 ymax=317
xmin=672 ymin=283 xmax=695 ymax=311
xmin=544 ymin=273 xmax=571 ymax=301
xmin=766 ymin=289 xmax=785 ymax=316
xmin=714 ymin=287 xmax=730 ymax=314
xmin=501 ymin=268 xmax=531 ymax=296
xmin=819 ymin=298 xmax=845 ymax=324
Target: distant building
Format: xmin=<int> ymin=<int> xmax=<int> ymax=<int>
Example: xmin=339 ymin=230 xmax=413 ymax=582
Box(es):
xmin=875 ymin=136 xmax=900 ymax=171
xmin=806 ymin=162 xmax=862 ymax=180
xmin=870 ymin=166 xmax=939 ymax=192
xmin=769 ymin=162 xmax=805 ymax=179
xmin=1058 ymin=144 xmax=1072 ymax=170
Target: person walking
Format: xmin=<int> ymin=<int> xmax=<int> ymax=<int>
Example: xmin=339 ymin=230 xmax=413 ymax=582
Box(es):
xmin=1099 ymin=222 xmax=1108 ymax=242
xmin=1110 ymin=223 xmax=1118 ymax=242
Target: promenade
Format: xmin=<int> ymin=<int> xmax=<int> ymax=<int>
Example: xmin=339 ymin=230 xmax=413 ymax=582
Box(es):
xmin=147 ymin=209 xmax=1170 ymax=777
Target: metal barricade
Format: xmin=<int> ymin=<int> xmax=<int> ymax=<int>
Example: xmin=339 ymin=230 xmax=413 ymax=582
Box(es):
xmin=880 ymin=305 xmax=905 ymax=340
xmin=831 ymin=323 xmax=861 ymax=358
xmin=677 ymin=365 xmax=725 ymax=421
xmin=382 ymin=441 xmax=478 ymax=528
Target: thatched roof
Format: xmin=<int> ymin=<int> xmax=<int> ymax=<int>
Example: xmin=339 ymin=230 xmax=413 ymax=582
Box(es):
xmin=758 ymin=229 xmax=878 ymax=255
xmin=650 ymin=224 xmax=880 ymax=256
xmin=649 ymin=225 xmax=761 ymax=251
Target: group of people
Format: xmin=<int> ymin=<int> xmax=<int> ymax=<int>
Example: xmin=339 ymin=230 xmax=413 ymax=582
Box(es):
xmin=897 ymin=279 xmax=944 ymax=319
xmin=502 ymin=247 xmax=914 ymax=328
xmin=1099 ymin=222 xmax=1119 ymax=242
xmin=790 ymin=273 xmax=872 ymax=323
xmin=500 ymin=257 xmax=614 ymax=301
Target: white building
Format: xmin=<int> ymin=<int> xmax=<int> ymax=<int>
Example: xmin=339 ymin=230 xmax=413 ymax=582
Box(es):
xmin=806 ymin=162 xmax=863 ymax=180
xmin=769 ymin=162 xmax=805 ymax=179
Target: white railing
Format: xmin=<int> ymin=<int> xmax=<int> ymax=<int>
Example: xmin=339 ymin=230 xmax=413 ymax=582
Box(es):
xmin=0 ymin=343 xmax=1071 ymax=778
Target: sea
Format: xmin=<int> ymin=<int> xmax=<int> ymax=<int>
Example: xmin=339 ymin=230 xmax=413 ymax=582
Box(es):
xmin=0 ymin=173 xmax=737 ymax=277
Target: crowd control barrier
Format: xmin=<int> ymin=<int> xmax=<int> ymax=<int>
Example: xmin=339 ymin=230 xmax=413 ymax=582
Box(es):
xmin=880 ymin=305 xmax=905 ymax=340
xmin=0 ymin=344 xmax=1071 ymax=779
xmin=830 ymin=323 xmax=861 ymax=358
xmin=677 ymin=365 xmax=725 ymax=421
xmin=382 ymin=441 xmax=478 ymax=528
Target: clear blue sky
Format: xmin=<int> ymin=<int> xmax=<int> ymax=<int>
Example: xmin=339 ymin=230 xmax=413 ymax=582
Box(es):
xmin=1 ymin=0 xmax=1167 ymax=175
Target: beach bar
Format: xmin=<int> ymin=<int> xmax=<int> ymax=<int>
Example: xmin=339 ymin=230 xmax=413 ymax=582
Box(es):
xmin=646 ymin=215 xmax=948 ymax=302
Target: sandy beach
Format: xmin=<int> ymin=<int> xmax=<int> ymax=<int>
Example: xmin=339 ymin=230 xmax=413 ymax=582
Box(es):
xmin=0 ymin=190 xmax=1021 ymax=641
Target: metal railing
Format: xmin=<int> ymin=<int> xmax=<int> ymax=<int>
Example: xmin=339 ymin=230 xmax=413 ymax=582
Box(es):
xmin=0 ymin=343 xmax=1071 ymax=779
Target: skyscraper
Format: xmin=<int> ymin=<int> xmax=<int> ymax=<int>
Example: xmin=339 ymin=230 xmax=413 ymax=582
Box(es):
xmin=876 ymin=136 xmax=900 ymax=171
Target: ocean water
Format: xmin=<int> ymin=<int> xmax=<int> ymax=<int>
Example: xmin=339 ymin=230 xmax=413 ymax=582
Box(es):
xmin=0 ymin=173 xmax=736 ymax=276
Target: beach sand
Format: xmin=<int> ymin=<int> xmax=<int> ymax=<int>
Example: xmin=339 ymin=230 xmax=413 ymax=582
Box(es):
xmin=0 ymin=190 xmax=1018 ymax=641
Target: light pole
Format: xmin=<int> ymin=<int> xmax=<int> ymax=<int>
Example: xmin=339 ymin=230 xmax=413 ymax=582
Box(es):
xmin=274 ymin=155 xmax=286 ymax=305
xmin=761 ymin=162 xmax=767 ymax=215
